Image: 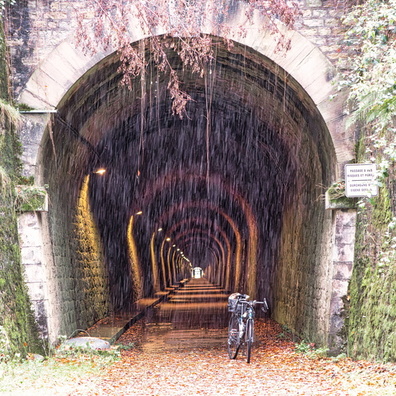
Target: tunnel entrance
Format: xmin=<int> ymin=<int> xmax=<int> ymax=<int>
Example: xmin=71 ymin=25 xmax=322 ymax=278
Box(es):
xmin=39 ymin=36 xmax=337 ymax=345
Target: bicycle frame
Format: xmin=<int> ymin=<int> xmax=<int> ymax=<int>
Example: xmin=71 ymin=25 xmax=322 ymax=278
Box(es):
xmin=227 ymin=296 xmax=267 ymax=363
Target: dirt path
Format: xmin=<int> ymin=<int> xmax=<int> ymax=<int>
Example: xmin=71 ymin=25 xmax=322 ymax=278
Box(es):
xmin=4 ymin=279 xmax=394 ymax=396
xmin=73 ymin=319 xmax=396 ymax=396
xmin=71 ymin=279 xmax=396 ymax=396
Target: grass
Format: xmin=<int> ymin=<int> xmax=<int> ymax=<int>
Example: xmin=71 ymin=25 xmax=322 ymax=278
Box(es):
xmin=0 ymin=346 xmax=124 ymax=395
xmin=295 ymin=340 xmax=329 ymax=359
xmin=0 ymin=99 xmax=20 ymax=128
xmin=0 ymin=165 xmax=10 ymax=192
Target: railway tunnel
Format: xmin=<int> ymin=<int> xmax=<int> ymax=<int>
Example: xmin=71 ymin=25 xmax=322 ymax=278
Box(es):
xmin=35 ymin=36 xmax=338 ymax=346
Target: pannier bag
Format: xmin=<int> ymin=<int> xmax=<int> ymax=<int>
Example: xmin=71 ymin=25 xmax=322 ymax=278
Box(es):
xmin=228 ymin=293 xmax=248 ymax=312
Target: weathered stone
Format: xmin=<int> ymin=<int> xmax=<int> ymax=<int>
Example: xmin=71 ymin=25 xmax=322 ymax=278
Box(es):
xmin=62 ymin=337 xmax=110 ymax=350
xmin=9 ymin=0 xmax=357 ymax=352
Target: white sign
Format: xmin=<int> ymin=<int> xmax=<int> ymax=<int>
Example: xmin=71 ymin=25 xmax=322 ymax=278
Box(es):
xmin=345 ymin=163 xmax=378 ymax=197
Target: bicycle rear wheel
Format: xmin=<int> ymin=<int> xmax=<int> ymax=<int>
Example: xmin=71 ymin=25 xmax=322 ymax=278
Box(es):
xmin=245 ymin=319 xmax=254 ymax=363
xmin=227 ymin=314 xmax=241 ymax=359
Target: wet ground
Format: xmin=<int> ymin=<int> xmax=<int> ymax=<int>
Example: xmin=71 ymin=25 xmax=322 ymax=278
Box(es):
xmin=79 ymin=278 xmax=395 ymax=396
xmin=5 ymin=278 xmax=395 ymax=395
xmin=140 ymin=278 xmax=229 ymax=353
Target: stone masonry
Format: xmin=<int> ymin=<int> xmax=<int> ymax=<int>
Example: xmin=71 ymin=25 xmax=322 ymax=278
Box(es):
xmin=6 ymin=0 xmax=358 ymax=348
xmin=7 ymin=0 xmax=350 ymax=99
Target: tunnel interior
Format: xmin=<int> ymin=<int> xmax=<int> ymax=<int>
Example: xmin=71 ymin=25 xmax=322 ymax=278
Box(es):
xmin=40 ymin=36 xmax=337 ymax=342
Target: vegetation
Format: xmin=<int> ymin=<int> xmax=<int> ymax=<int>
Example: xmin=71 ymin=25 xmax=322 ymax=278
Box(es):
xmin=340 ymin=0 xmax=396 ymax=362
xmin=0 ymin=19 xmax=44 ymax=359
xmin=75 ymin=0 xmax=301 ymax=117
xmin=340 ymin=0 xmax=396 ymax=179
xmin=15 ymin=185 xmax=47 ymax=212
xmin=294 ymin=340 xmax=329 ymax=359
xmin=1 ymin=0 xmax=395 ymax=364
xmin=326 ymin=181 xmax=357 ymax=209
xmin=0 ymin=0 xmax=15 ymax=17
xmin=341 ymin=0 xmax=396 ymax=136
xmin=0 ymin=345 xmax=123 ymax=394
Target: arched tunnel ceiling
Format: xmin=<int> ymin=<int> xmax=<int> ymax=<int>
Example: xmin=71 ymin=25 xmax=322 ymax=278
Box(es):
xmin=43 ymin=36 xmax=337 ymax=303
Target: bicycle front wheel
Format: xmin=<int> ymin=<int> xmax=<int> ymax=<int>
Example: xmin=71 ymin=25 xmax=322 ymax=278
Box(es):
xmin=246 ymin=318 xmax=254 ymax=363
xmin=227 ymin=314 xmax=241 ymax=359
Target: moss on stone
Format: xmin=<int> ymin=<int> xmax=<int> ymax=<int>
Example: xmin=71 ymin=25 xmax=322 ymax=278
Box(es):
xmin=0 ymin=20 xmax=44 ymax=359
xmin=15 ymin=185 xmax=47 ymax=212
xmin=346 ymin=148 xmax=396 ymax=361
xmin=0 ymin=167 xmax=44 ymax=358
xmin=326 ymin=181 xmax=357 ymax=209
xmin=0 ymin=21 xmax=9 ymax=101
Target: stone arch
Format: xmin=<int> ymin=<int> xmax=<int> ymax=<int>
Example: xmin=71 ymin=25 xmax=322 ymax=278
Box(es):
xmin=18 ymin=4 xmax=352 ymax=171
xmin=15 ymin=3 xmax=355 ymax=350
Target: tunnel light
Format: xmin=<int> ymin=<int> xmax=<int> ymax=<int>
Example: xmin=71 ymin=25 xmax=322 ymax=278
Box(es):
xmin=165 ymin=237 xmax=171 ymax=242
xmin=135 ymin=211 xmax=143 ymax=215
xmin=157 ymin=228 xmax=163 ymax=232
xmin=94 ymin=168 xmax=106 ymax=175
xmin=172 ymin=244 xmax=176 ymax=247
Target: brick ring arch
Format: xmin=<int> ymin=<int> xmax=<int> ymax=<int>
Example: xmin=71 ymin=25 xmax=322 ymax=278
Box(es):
xmin=18 ymin=3 xmax=352 ymax=169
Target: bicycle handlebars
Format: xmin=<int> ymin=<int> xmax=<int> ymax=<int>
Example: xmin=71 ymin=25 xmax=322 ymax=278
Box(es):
xmin=238 ymin=299 xmax=269 ymax=312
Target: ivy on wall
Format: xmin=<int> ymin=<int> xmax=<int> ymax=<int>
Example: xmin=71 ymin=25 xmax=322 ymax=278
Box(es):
xmin=347 ymin=174 xmax=396 ymax=361
xmin=15 ymin=185 xmax=47 ymax=212
xmin=337 ymin=0 xmax=396 ymax=363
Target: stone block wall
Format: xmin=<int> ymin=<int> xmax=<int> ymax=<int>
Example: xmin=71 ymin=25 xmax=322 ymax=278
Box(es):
xmin=73 ymin=175 xmax=110 ymax=327
xmin=297 ymin=0 xmax=349 ymax=63
xmin=328 ymin=209 xmax=356 ymax=353
xmin=41 ymin=157 xmax=110 ymax=341
xmin=274 ymin=201 xmax=356 ymax=351
xmin=6 ymin=0 xmax=350 ymax=100
xmin=8 ymin=0 xmax=356 ymax=346
xmin=18 ymin=212 xmax=50 ymax=338
xmin=274 ymin=194 xmax=335 ymax=346
xmin=16 ymin=113 xmax=111 ymax=342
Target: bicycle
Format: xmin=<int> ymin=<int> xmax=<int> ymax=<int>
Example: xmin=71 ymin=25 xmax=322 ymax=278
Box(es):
xmin=227 ymin=293 xmax=268 ymax=363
